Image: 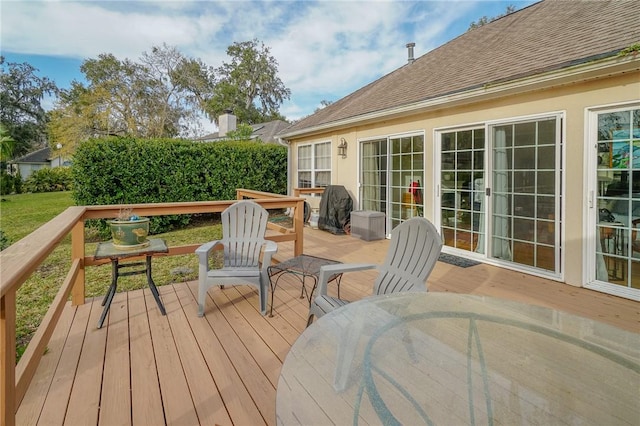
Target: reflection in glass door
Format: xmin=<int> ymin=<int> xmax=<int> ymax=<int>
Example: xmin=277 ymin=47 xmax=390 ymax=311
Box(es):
xmin=490 ymin=117 xmax=560 ymax=273
xmin=360 ymin=134 xmax=424 ymax=233
xmin=594 ymin=107 xmax=639 ymax=292
xmin=389 ymin=135 xmax=424 ymax=230
xmin=440 ymin=129 xmax=485 ymax=253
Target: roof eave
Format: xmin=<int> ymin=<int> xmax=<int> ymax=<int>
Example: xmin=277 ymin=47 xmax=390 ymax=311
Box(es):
xmin=279 ymin=55 xmax=640 ymax=140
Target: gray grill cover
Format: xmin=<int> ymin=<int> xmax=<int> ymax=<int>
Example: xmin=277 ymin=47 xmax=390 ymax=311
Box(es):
xmin=318 ymin=185 xmax=353 ymax=235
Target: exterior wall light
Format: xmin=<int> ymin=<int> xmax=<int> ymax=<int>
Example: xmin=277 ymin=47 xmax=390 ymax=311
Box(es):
xmin=338 ymin=138 xmax=348 ymax=158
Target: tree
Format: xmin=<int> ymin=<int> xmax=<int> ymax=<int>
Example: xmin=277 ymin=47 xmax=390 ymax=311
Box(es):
xmin=468 ymin=5 xmax=516 ymax=30
xmin=139 ymin=44 xmax=215 ymax=136
xmin=206 ymin=39 xmax=291 ymax=125
xmin=0 ymin=123 xmax=16 ymax=162
xmin=48 ymin=46 xmax=215 ymax=151
xmin=224 ymin=123 xmax=255 ymax=141
xmin=0 ymin=57 xmax=58 ymax=158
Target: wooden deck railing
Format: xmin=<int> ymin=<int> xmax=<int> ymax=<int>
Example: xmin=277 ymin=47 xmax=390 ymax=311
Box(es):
xmin=0 ymin=189 xmax=306 ymax=426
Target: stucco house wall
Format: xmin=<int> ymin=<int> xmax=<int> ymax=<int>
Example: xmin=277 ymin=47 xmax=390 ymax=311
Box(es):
xmin=288 ymin=72 xmax=639 ymax=292
xmin=279 ymin=0 xmax=640 ymax=301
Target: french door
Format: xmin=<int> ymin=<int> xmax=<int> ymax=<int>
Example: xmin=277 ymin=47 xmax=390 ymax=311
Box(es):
xmin=437 ymin=115 xmax=562 ymax=276
xmin=360 ymin=134 xmax=424 ymax=234
xmin=587 ymin=105 xmax=639 ymax=300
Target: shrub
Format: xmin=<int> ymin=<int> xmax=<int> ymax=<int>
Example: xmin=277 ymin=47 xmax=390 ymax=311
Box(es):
xmin=0 ymin=170 xmax=22 ymax=195
xmin=23 ymin=167 xmax=73 ymax=193
xmin=72 ymin=137 xmax=287 ymax=233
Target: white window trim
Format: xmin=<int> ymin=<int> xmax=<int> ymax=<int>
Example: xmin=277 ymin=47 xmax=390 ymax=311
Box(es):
xmin=297 ymin=141 xmax=332 ymax=188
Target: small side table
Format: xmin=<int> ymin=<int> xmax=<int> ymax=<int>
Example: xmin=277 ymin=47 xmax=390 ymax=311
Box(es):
xmin=94 ymin=238 xmax=169 ymax=328
xmin=267 ymin=254 xmax=342 ymax=317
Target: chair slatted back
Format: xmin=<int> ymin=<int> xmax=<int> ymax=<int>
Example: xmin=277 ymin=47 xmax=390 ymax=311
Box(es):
xmin=221 ymin=201 xmax=269 ymax=268
xmin=373 ymin=217 xmax=442 ymax=295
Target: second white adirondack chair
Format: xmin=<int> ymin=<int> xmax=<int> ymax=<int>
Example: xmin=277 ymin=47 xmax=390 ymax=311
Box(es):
xmin=196 ymin=200 xmax=277 ymax=316
xmin=307 ymin=217 xmax=442 ymax=326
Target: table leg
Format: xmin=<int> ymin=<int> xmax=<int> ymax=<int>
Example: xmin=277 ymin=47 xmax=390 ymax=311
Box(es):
xmin=101 ymin=260 xmax=118 ymax=306
xmin=299 ymin=277 xmax=306 ymax=299
xmin=146 ymin=256 xmax=166 ymax=315
xmin=269 ymin=270 xmax=284 ymax=317
xmin=98 ymin=260 xmax=119 ymax=328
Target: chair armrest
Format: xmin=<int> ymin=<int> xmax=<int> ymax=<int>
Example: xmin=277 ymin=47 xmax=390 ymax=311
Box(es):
xmin=316 ymin=263 xmax=378 ymax=297
xmin=195 ymin=240 xmax=223 ymax=272
xmin=195 ymin=240 xmax=223 ymax=257
xmin=260 ymin=240 xmax=278 ymax=270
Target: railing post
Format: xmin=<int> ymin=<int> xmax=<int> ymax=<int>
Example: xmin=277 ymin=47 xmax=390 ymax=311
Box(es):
xmin=294 ymin=200 xmax=304 ymax=256
xmin=1 ymin=291 xmax=17 ymax=426
xmin=71 ymin=220 xmax=85 ymax=305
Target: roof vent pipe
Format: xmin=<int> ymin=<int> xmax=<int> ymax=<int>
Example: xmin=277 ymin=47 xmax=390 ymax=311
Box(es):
xmin=406 ymin=42 xmax=415 ymax=64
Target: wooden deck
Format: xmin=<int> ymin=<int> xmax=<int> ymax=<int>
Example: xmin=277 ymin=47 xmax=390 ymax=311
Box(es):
xmin=16 ymin=227 xmax=639 ymax=425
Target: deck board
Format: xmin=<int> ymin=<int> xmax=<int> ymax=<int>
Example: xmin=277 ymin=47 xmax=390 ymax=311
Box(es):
xmin=16 ymin=301 xmax=75 ymax=426
xmin=101 ymin=291 xmax=132 ymax=426
xmin=39 ymin=299 xmax=90 ymax=426
xmin=205 ymin=283 xmax=277 ymax=423
xmin=146 ymin=287 xmax=200 ymax=426
xmin=128 ymin=289 xmax=165 ymax=426
xmin=15 ymin=226 xmax=639 ymax=425
xmin=176 ymin=283 xmax=264 ymax=426
xmin=162 ymin=285 xmax=231 ymax=425
xmin=65 ymin=300 xmax=104 ymax=426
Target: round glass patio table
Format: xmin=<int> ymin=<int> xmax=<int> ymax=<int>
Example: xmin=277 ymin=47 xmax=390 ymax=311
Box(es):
xmin=276 ymin=292 xmax=639 ymax=425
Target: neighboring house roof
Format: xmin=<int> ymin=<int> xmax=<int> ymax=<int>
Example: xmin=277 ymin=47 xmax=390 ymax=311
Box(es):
xmin=250 ymin=120 xmax=291 ymax=144
xmin=10 ymin=147 xmax=51 ymax=164
xmin=280 ymin=0 xmax=640 ymax=137
xmin=196 ymin=119 xmax=290 ymax=144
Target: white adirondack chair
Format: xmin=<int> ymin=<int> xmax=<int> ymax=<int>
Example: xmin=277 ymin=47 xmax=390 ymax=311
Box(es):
xmin=196 ymin=200 xmax=277 ymax=316
xmin=307 ymin=217 xmax=442 ymax=326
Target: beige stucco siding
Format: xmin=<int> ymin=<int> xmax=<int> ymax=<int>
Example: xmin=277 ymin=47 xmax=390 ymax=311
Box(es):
xmin=288 ymin=71 xmax=640 ymax=287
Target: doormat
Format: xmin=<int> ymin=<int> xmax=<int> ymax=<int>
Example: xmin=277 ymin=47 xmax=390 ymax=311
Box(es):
xmin=438 ymin=253 xmax=481 ymax=268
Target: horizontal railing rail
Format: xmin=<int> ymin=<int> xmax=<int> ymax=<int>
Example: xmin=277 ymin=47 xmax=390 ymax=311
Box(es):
xmin=0 ymin=190 xmax=305 ymax=426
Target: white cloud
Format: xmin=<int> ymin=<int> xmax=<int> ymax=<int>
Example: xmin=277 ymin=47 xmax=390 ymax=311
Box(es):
xmin=1 ymin=0 xmax=528 ymax=121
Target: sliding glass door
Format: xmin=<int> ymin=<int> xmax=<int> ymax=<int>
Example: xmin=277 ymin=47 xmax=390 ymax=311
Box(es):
xmin=489 ymin=117 xmax=560 ymax=273
xmin=360 ymin=134 xmax=424 ymax=234
xmin=437 ymin=116 xmax=562 ymax=276
xmin=439 ymin=128 xmax=485 ymax=253
xmin=361 ymin=139 xmax=387 ymax=213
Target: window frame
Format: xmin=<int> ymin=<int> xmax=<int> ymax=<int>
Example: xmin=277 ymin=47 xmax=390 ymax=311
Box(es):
xmin=297 ymin=141 xmax=332 ymax=188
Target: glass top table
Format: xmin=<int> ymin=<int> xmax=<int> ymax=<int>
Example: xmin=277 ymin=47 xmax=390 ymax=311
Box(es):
xmin=267 ymin=254 xmax=342 ymax=317
xmin=276 ymin=292 xmax=640 ymax=425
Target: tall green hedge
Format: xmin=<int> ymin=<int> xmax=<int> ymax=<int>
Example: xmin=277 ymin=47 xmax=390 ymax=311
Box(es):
xmin=72 ymin=137 xmax=287 ymax=232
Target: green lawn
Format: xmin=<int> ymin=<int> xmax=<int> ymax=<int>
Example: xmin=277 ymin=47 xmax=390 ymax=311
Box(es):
xmin=1 ymin=192 xmax=223 ymax=355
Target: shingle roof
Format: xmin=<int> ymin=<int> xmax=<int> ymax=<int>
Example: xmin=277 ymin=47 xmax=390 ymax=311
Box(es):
xmin=282 ymin=0 xmax=640 ymax=135
xmin=249 ymin=120 xmax=290 ymax=144
xmin=195 ymin=119 xmax=289 ymax=143
xmin=11 ymin=147 xmax=51 ymax=164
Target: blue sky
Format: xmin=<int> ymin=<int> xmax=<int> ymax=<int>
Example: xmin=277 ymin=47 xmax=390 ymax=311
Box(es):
xmin=1 ymin=0 xmax=536 ymax=134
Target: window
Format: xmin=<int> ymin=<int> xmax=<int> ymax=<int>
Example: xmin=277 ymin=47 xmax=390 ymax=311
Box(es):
xmin=298 ymin=142 xmax=331 ymax=188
